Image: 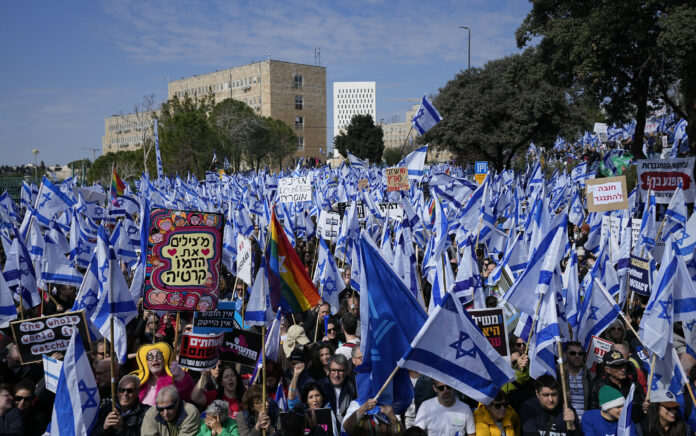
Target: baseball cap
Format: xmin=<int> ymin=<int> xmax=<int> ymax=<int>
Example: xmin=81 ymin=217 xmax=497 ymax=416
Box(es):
xmin=603 ymin=350 xmax=628 ymax=366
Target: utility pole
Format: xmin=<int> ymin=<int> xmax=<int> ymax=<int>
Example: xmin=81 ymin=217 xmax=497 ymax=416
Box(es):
xmin=81 ymin=147 xmax=99 ymax=162
xmin=459 ymin=26 xmax=471 ymax=70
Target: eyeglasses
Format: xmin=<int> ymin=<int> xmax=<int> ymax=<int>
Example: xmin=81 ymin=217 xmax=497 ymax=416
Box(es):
xmin=434 ymin=385 xmax=451 ymax=392
xmin=329 ymin=368 xmax=345 ymax=374
xmin=118 ymin=388 xmax=136 ymax=395
xmin=490 ymin=402 xmax=507 ymax=409
xmin=13 ymin=395 xmax=32 ymax=402
xmin=146 ymin=352 xmax=164 ymax=361
xmin=568 ymin=351 xmax=585 ymax=357
xmin=156 ymin=402 xmax=177 ymax=412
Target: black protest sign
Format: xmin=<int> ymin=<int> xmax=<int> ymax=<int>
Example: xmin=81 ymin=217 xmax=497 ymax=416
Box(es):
xmin=192 ymin=302 xmax=237 ymax=334
xmin=219 ymin=328 xmax=262 ymax=367
xmin=468 ymin=308 xmax=509 ymax=357
xmin=10 ymin=311 xmax=91 ymax=365
xmin=628 ymin=255 xmax=650 ymax=296
xmin=178 ymin=331 xmax=224 ymax=371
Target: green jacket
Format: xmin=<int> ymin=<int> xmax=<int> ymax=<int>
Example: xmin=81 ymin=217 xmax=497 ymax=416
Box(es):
xmin=196 ymin=417 xmax=239 ymax=436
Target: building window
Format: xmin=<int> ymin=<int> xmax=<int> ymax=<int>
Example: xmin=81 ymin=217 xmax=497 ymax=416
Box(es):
xmin=295 ymin=116 xmax=304 ymax=129
xmin=294 ymin=74 xmax=303 ymax=89
xmin=295 ymin=95 xmax=303 ymax=110
xmin=297 ymin=136 xmax=304 ymax=150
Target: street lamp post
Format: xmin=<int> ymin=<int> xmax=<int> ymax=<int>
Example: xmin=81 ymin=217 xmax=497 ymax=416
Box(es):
xmin=459 ymin=26 xmax=471 ymax=70
xmin=32 ymin=149 xmax=39 ymax=179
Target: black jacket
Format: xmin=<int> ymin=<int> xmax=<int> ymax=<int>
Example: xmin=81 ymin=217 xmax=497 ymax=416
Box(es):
xmin=519 ymin=396 xmax=581 ymax=436
xmin=319 ymin=377 xmax=356 ymax=424
xmin=590 ymin=375 xmax=645 ymax=423
xmin=91 ymin=401 xmax=150 ymax=436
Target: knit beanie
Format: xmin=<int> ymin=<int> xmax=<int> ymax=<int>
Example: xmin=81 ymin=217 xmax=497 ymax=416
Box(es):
xmin=599 ymin=385 xmax=625 ymax=411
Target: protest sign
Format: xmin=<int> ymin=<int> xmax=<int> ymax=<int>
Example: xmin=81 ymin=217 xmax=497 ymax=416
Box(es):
xmin=586 ymin=336 xmax=614 ymax=373
xmin=600 ymin=216 xmax=625 ymax=264
xmin=586 ymin=176 xmax=628 ymax=212
xmin=317 ymin=211 xmax=341 ymax=242
xmin=43 ymin=354 xmax=63 ymax=393
xmin=280 ymin=408 xmax=333 ymax=436
xmin=468 ymin=308 xmax=509 ymax=357
xmin=377 ymin=202 xmax=404 ymax=221
xmin=219 ymin=328 xmax=262 ymax=367
xmin=144 ymin=209 xmax=224 ymax=312
xmin=358 ymin=179 xmax=369 ymax=190
xmin=385 ymin=167 xmax=409 ymax=192
xmin=10 ymin=311 xmax=91 ymax=365
xmin=630 ymin=218 xmax=665 ymax=259
xmin=636 ymin=157 xmax=696 ymax=203
xmin=193 ymin=302 xmax=237 ymax=334
xmin=178 ymin=331 xmax=224 ymax=371
xmin=336 ymin=202 xmax=364 ymax=220
xmin=278 ymin=176 xmax=312 ymax=203
xmin=236 ymin=235 xmax=252 ymax=286
xmin=628 ymin=255 xmax=650 ymax=296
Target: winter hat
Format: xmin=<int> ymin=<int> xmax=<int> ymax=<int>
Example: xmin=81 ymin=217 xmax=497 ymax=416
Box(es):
xmin=283 ymin=325 xmax=310 ymax=356
xmin=599 ymin=385 xmax=626 ymax=411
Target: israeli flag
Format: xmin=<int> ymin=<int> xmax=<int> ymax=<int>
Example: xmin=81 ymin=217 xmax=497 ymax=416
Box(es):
xmin=244 ymin=257 xmax=274 ymax=326
xmin=0 ymin=270 xmax=17 ymax=328
xmin=50 ymin=328 xmax=100 ymax=436
xmin=398 ymin=145 xmax=429 ymax=180
xmin=41 ymin=235 xmax=83 ymax=287
xmin=398 ymin=291 xmax=515 ymax=404
xmin=34 ymin=176 xmax=75 ymax=226
xmin=676 ymin=211 xmax=696 ymax=261
xmin=346 ymin=150 xmax=367 ymax=170
xmin=412 ymin=96 xmax=442 ymax=135
xmin=616 ymin=384 xmax=635 ymax=436
xmin=313 ymin=238 xmax=345 ymax=314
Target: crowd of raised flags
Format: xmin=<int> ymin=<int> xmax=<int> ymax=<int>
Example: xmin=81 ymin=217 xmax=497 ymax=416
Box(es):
xmin=0 ymin=100 xmax=694 ymax=435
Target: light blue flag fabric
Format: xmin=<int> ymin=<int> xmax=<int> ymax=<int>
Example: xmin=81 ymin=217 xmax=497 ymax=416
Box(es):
xmin=661 ymin=186 xmax=687 ymax=242
xmin=617 ymin=384 xmax=635 ymax=436
xmin=34 ymin=176 xmax=75 ymax=226
xmin=244 ymin=257 xmax=274 ymax=327
xmin=529 ymin=282 xmax=562 ymax=379
xmin=313 ymin=238 xmax=344 ymax=314
xmin=41 ymin=234 xmax=83 ymax=287
xmin=639 ymin=235 xmax=696 ymax=358
xmin=563 ymin=248 xmax=581 ymax=335
xmin=4 ymin=229 xmax=41 ymax=309
xmin=398 ymin=291 xmax=515 ymax=404
xmin=649 ymin=345 xmax=688 ymax=398
xmin=428 ymin=250 xmax=455 ymax=313
xmin=577 ymin=275 xmax=622 ymax=349
xmin=568 ymin=184 xmax=585 ymax=227
xmin=398 ymin=145 xmax=429 ymax=180
xmin=676 ymin=211 xmax=696 ymax=261
xmin=50 ymin=328 xmax=100 ymax=436
xmin=357 ymin=233 xmax=427 ymax=413
xmin=634 ymin=190 xmax=656 ymax=256
xmin=412 ymin=96 xmax=442 ymax=135
xmin=453 ymin=236 xmax=485 ymax=309
xmin=346 ymin=150 xmax=367 ymax=170
xmin=0 ymin=270 xmax=17 ymax=328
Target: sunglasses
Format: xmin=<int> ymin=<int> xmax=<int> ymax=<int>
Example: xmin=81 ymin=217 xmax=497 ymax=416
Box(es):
xmin=146 ymin=352 xmax=164 ymax=361
xmin=118 ymin=388 xmax=136 ymax=395
xmin=490 ymin=402 xmax=507 ymax=409
xmin=661 ymin=404 xmax=680 ymax=413
xmin=516 ymin=342 xmax=526 ymax=348
xmin=568 ymin=351 xmax=585 ymax=357
xmin=326 ymin=328 xmax=336 ymax=333
xmin=435 ymin=385 xmax=451 ymax=392
xmin=14 ymin=395 xmax=32 ymax=402
xmin=156 ymin=402 xmax=177 ymax=412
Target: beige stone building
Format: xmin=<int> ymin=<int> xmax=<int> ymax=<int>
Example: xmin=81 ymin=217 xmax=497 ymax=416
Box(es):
xmin=168 ymin=60 xmax=326 ymax=159
xmin=102 ymin=110 xmax=158 ymax=155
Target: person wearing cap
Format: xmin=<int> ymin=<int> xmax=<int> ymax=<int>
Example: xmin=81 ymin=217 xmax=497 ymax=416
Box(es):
xmin=581 ymin=386 xmax=637 ymax=436
xmin=642 ymin=388 xmax=689 ymax=435
xmin=283 ymin=325 xmax=310 ymax=359
xmin=590 ymin=349 xmax=646 ymax=423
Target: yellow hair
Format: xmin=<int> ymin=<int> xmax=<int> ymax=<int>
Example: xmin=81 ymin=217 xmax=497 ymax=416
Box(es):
xmin=130 ymin=342 xmax=174 ymax=386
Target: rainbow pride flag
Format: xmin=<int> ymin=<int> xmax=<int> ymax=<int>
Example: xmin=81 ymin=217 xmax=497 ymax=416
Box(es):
xmin=110 ymin=165 xmax=126 ymax=206
xmin=267 ymin=210 xmax=320 ymax=312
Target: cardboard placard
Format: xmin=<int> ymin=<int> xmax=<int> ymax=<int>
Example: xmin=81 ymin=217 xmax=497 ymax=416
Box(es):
xmin=586 ymin=335 xmax=614 ymax=373
xmin=237 ymin=235 xmax=252 ymax=286
xmin=358 ymin=179 xmax=369 ymax=191
xmin=280 ymin=408 xmax=333 ymax=436
xmin=193 ymin=302 xmax=238 ymax=334
xmin=377 ymin=202 xmax=404 ymax=221
xmin=636 ymin=158 xmax=696 ymax=204
xmin=628 ymin=255 xmax=650 ymax=296
xmin=219 ymin=328 xmax=262 ymax=367
xmin=144 ymin=209 xmax=224 ymax=312
xmin=10 ymin=311 xmax=91 ymax=365
xmin=468 ymin=308 xmax=509 ymax=357
xmin=585 ymin=176 xmax=628 ymax=212
xmin=317 ymin=211 xmax=341 ymax=242
xmin=178 ymin=331 xmax=224 ymax=371
xmin=278 ymin=176 xmax=312 ymax=203
xmin=43 ymin=354 xmax=63 ymax=393
xmin=385 ymin=167 xmax=409 ymax=192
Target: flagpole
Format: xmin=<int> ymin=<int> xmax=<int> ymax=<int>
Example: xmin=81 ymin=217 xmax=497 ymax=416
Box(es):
xmin=374 ymin=365 xmax=401 ymax=401
xmin=556 ymin=341 xmax=575 ymax=431
xmin=523 ymin=292 xmax=544 ymax=357
xmin=313 ymin=284 xmax=324 ymax=343
xmin=261 ymin=323 xmax=267 ymax=436
xmin=110 ymin=313 xmax=116 ymax=412
xmin=646 ymin=354 xmax=657 ymax=403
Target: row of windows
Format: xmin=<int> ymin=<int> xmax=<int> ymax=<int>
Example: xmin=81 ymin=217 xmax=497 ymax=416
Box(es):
xmin=337 ymin=100 xmax=373 ymax=106
xmin=173 ymin=75 xmax=262 ymax=98
xmin=110 ymin=135 xmax=143 ymax=145
xmin=338 ymin=105 xmax=373 ymax=113
xmin=337 ymin=88 xmax=373 ymax=94
xmin=109 ymin=120 xmax=152 ymax=131
xmin=337 ymin=110 xmax=373 ymax=120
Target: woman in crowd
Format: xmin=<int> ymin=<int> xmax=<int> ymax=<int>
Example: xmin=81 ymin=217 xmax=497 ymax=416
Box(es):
xmin=473 ymin=390 xmax=520 ymax=436
xmin=131 ymin=342 xmax=194 ymax=406
xmin=309 ymin=342 xmax=335 ymax=381
xmin=13 ymin=380 xmax=44 ymax=436
xmin=197 ymin=399 xmax=239 ymax=436
xmin=191 ymin=363 xmax=245 ymax=419
xmin=237 ymin=384 xmax=281 ymax=436
xmin=642 ymin=389 xmax=689 ymax=435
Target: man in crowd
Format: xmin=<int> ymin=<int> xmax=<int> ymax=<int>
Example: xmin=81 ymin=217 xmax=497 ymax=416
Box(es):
xmin=94 ymin=375 xmax=149 ymax=436
xmin=320 ymin=354 xmax=357 ymax=424
xmin=581 ymin=386 xmax=634 ymax=435
xmin=141 ymin=385 xmax=199 ymax=436
xmin=413 ymin=379 xmax=476 ymax=436
xmin=335 ymin=313 xmax=360 ymax=359
xmin=590 ymin=349 xmax=645 ymax=423
xmin=520 ymin=374 xmax=580 ymax=435
xmin=563 ymin=341 xmax=592 ymax=419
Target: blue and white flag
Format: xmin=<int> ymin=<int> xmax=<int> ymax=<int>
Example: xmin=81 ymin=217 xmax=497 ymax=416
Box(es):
xmin=412 ymin=96 xmax=442 ymax=135
xmin=563 ymin=248 xmax=581 ymax=334
xmin=244 ymin=257 xmax=274 ymax=326
xmin=0 ymin=271 xmax=17 ymax=328
xmin=398 ymin=145 xmax=428 ymax=180
xmin=452 ymin=236 xmax=485 ymax=309
xmin=568 ymin=184 xmax=585 ymax=227
xmin=4 ymin=229 xmax=41 ymax=309
xmin=313 ymin=238 xmax=345 ymax=314
xmin=676 ymin=211 xmax=696 ymax=261
xmin=50 ymin=328 xmax=100 ymax=436
xmin=154 ymin=119 xmax=164 ymax=180
xmin=577 ymin=276 xmax=622 ymax=349
xmin=529 ymin=284 xmax=561 ymax=379
xmin=398 ymin=291 xmax=515 ymax=404
xmin=616 ymin=384 xmax=635 ymax=436
xmin=249 ymin=309 xmax=282 ymax=385
xmin=346 ymin=150 xmax=367 ymax=170
xmin=41 ymin=234 xmax=83 ymax=287
xmin=661 ymin=186 xmax=687 ymax=242
xmin=34 ymin=176 xmax=75 ymax=226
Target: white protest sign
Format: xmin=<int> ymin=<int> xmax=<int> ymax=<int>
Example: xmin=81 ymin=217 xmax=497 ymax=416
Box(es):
xmin=600 ymin=216 xmax=624 ymax=264
xmin=377 ymin=203 xmax=404 ymax=221
xmin=630 ymin=218 xmax=664 ymax=259
xmin=636 ymin=158 xmax=696 ymax=204
xmin=585 ymin=176 xmax=628 ymax=212
xmin=594 ymin=123 xmax=608 ymax=143
xmin=236 ymin=235 xmax=252 ymax=286
xmin=317 ymin=211 xmax=341 ymax=242
xmin=278 ymin=176 xmax=312 ymax=204
xmin=586 ymin=336 xmax=614 ymax=374
xmin=43 ymin=354 xmax=63 ymax=393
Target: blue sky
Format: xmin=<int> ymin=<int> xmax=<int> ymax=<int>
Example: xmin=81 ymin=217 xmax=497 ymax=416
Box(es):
xmin=0 ymin=0 xmax=531 ymax=166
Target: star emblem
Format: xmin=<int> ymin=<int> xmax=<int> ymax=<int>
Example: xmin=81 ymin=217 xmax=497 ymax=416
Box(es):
xmin=677 ymin=228 xmax=690 ymax=246
xmin=658 ymin=295 xmax=673 ymax=323
xmin=651 ymin=373 xmax=662 ymax=392
xmin=78 ymin=380 xmax=99 ymax=409
xmin=449 ymin=331 xmax=477 ymax=359
xmin=588 ymin=305 xmax=600 ymax=321
xmin=38 ymin=192 xmax=52 ymax=209
xmin=323 ymin=276 xmax=337 ymax=295
xmin=76 ymin=288 xmax=98 ymax=312
xmin=572 ymin=204 xmax=583 ymax=216
xmin=98 ymin=261 xmax=109 ymax=282
xmin=686 ymin=319 xmax=696 ymax=332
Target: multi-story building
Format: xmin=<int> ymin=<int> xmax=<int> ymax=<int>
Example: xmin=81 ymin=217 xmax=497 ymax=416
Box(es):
xmin=102 ymin=110 xmax=158 ymax=155
xmin=381 ymin=104 xmax=420 ymax=149
xmin=332 ymin=82 xmax=376 ymax=157
xmin=168 ymin=60 xmax=326 ymax=159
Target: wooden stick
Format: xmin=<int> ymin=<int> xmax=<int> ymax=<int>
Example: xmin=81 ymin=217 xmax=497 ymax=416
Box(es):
xmin=261 ymin=324 xmax=267 ymax=436
xmin=110 ymin=315 xmax=117 ymax=412
xmin=374 ymin=365 xmax=400 ymax=401
xmin=646 ymin=354 xmax=657 ymax=403
xmin=523 ymin=293 xmax=545 ymax=357
xmin=556 ymin=341 xmax=575 ymax=431
xmin=313 ymin=284 xmax=324 ymax=343
xmin=173 ymin=312 xmax=181 ymax=354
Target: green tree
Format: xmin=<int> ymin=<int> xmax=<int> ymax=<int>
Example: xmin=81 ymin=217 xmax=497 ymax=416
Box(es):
xmin=87 ymin=150 xmax=145 ymax=185
xmin=157 ymin=95 xmax=218 ymax=177
xmin=266 ymin=118 xmax=298 ymax=169
xmin=423 ymin=49 xmax=579 ymax=171
xmin=210 ymin=98 xmax=263 ymax=171
xmin=382 ymin=148 xmax=404 ymax=166
xmin=334 ymin=114 xmax=384 ymax=164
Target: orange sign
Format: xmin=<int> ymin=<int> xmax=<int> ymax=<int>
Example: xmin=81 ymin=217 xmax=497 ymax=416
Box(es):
xmin=385 ymin=167 xmax=409 ymax=192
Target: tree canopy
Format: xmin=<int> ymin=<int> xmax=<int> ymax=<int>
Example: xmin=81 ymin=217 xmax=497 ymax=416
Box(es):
xmin=334 ymin=114 xmax=384 ymax=164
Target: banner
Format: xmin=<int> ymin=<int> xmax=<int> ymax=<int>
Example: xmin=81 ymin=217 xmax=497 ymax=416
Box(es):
xmin=219 ymin=328 xmax=262 ymax=367
xmin=586 ymin=175 xmax=628 ymax=212
xmin=278 ymin=176 xmax=312 ymax=203
xmin=280 ymin=408 xmax=334 ymax=436
xmin=586 ymin=335 xmax=614 ymax=373
xmin=236 ymin=235 xmax=252 ymax=286
xmin=178 ymin=331 xmax=224 ymax=371
xmin=43 ymin=354 xmax=63 ymax=393
xmin=628 ymin=255 xmax=650 ymax=296
xmin=468 ymin=308 xmax=509 ymax=357
xmin=385 ymin=167 xmax=409 ymax=192
xmin=636 ymin=157 xmax=696 ymax=204
xmin=377 ymin=202 xmax=404 ymax=221
xmin=316 ymin=211 xmax=341 ymax=242
xmin=144 ymin=209 xmax=224 ymax=312
xmin=193 ymin=302 xmax=238 ymax=334
xmin=10 ymin=311 xmax=91 ymax=365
